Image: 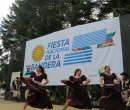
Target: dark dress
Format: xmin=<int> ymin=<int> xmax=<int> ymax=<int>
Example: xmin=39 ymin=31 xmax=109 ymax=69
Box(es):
xmin=100 ymin=73 xmax=126 ymax=110
xmin=21 ymin=71 xmax=53 ymax=109
xmin=61 ymin=75 xmax=92 ymax=109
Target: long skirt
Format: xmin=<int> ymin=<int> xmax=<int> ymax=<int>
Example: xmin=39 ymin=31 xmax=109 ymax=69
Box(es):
xmin=100 ymin=86 xmax=126 ymax=110
xmin=61 ymin=80 xmax=92 ymax=109
xmin=21 ymin=77 xmax=53 ymax=109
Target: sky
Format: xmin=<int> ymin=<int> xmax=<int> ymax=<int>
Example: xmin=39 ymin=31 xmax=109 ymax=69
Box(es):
xmin=0 ymin=0 xmax=15 ymax=23
xmin=0 ymin=0 xmax=15 ymax=45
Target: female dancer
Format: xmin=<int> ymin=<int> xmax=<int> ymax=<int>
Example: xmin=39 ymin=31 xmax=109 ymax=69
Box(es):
xmin=61 ymin=69 xmax=92 ymax=110
xmin=21 ymin=65 xmax=53 ymax=110
xmin=100 ymin=65 xmax=126 ymax=110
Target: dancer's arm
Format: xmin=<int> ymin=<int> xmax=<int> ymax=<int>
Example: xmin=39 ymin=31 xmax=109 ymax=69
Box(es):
xmin=100 ymin=76 xmax=104 ymax=87
xmin=43 ymin=78 xmax=49 ymax=86
xmin=62 ymin=79 xmax=71 ymax=81
xmin=83 ymin=78 xmax=91 ymax=85
xmin=39 ymin=78 xmax=49 ymax=86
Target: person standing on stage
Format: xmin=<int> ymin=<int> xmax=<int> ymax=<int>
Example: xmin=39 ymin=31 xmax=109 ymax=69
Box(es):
xmin=21 ymin=65 xmax=53 ymax=110
xmin=99 ymin=65 xmax=126 ymax=110
xmin=120 ymin=72 xmax=130 ymax=103
xmin=61 ymin=69 xmax=92 ymax=110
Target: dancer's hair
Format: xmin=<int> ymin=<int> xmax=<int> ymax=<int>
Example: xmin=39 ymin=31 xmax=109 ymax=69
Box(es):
xmin=74 ymin=69 xmax=81 ymax=76
xmin=104 ymin=65 xmax=109 ymax=70
xmin=38 ymin=65 xmax=45 ymax=73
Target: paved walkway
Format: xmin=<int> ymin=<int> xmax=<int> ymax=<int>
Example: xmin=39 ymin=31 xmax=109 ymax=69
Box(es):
xmin=0 ymin=100 xmax=99 ymax=110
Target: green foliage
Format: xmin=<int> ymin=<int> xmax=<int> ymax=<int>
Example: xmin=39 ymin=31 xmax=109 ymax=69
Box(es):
xmin=0 ymin=64 xmax=8 ymax=88
xmin=113 ymin=0 xmax=130 ymax=16
xmin=0 ymin=82 xmax=6 ymax=89
xmin=1 ymin=0 xmax=68 ymax=47
xmin=66 ymin=0 xmax=98 ymax=26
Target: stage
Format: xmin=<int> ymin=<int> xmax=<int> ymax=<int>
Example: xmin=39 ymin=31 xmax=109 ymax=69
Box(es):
xmin=0 ymin=100 xmax=98 ymax=110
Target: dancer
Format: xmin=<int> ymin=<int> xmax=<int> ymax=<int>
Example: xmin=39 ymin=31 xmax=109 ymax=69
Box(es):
xmin=61 ymin=69 xmax=92 ymax=110
xmin=21 ymin=65 xmax=53 ymax=110
xmin=99 ymin=65 xmax=126 ymax=110
xmin=120 ymin=72 xmax=130 ymax=103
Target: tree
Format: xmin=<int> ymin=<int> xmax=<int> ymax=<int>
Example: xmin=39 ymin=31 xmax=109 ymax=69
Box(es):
xmin=66 ymin=0 xmax=98 ymax=26
xmin=0 ymin=64 xmax=8 ymax=86
xmin=95 ymin=0 xmax=130 ymax=18
xmin=1 ymin=0 xmax=68 ymax=47
xmin=112 ymin=0 xmax=130 ymax=16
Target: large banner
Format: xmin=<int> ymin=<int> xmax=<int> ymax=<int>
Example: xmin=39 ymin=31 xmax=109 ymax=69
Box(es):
xmin=23 ymin=17 xmax=123 ymax=85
